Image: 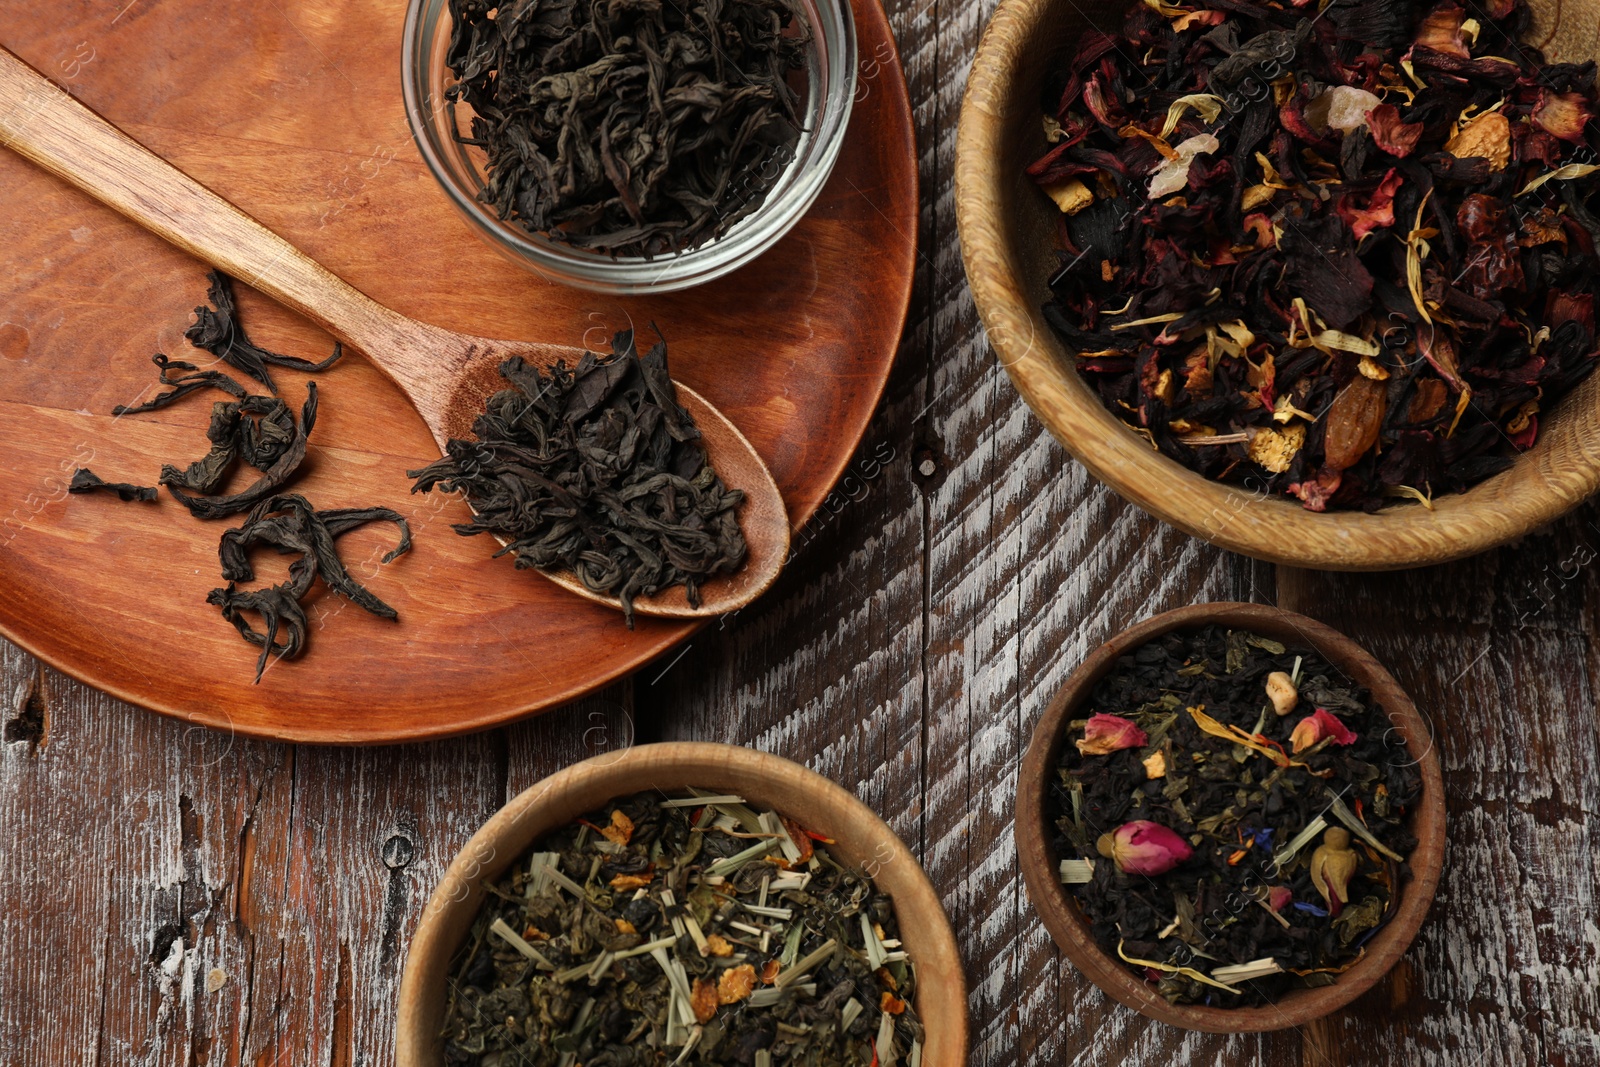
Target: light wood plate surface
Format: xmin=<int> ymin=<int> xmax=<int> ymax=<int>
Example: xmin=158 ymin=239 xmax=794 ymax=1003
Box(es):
xmin=0 ymin=0 xmax=915 ymax=743
xmin=956 ymin=0 xmax=1600 ymax=570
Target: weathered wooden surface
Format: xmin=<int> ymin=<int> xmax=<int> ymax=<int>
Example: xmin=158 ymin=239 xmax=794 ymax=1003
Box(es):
xmin=3 ymin=0 xmax=1600 ymax=1065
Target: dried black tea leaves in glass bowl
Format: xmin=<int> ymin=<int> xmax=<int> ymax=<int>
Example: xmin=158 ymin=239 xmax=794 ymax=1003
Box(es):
xmin=1029 ymin=0 xmax=1600 ymax=511
xmin=409 ymin=329 xmax=749 ymax=624
xmin=1051 ymin=626 xmax=1422 ymax=1006
xmin=441 ymin=790 xmax=924 ymax=1066
xmin=444 ymin=0 xmax=810 ymax=257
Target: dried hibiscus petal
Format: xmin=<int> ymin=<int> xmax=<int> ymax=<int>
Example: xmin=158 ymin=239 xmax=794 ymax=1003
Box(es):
xmin=1366 ymin=104 xmax=1424 ymax=158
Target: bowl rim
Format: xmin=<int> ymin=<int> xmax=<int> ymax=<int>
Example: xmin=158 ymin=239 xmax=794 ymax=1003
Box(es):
xmin=399 ymin=0 xmax=859 ymax=294
xmin=954 ymin=0 xmax=1600 ymax=571
xmin=1014 ymin=602 xmax=1447 ymax=1033
xmin=395 ymin=741 xmax=970 ymax=1065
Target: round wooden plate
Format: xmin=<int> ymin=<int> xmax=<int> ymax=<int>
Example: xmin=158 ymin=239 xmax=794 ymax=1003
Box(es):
xmin=0 ymin=0 xmax=916 ymax=743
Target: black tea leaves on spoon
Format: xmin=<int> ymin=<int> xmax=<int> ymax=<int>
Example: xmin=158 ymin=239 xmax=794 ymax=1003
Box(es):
xmin=410 ymin=330 xmax=749 ymax=624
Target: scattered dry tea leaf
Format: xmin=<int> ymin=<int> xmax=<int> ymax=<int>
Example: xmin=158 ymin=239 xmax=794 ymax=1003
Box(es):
xmin=1248 ymin=423 xmax=1305 ymax=473
xmin=1323 ymin=376 xmax=1389 ymax=471
xmin=691 ymin=978 xmax=719 ymax=1023
xmin=1444 ymin=110 xmax=1510 ymax=171
xmin=718 ymin=964 xmax=757 ymax=1004
xmin=705 ymin=934 xmax=734 ymax=957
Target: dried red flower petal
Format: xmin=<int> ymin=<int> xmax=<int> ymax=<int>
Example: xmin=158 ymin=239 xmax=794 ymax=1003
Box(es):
xmin=1532 ymin=90 xmax=1594 ymax=143
xmin=1337 ymin=168 xmax=1403 ymax=241
xmin=1414 ymin=4 xmax=1470 ymax=57
xmin=1366 ymin=104 xmax=1423 ymax=158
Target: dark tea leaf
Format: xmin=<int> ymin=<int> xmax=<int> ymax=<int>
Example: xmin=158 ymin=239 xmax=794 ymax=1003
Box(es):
xmin=185 ymin=270 xmax=342 ymax=394
xmin=68 ymin=469 xmax=157 ymax=502
xmin=72 ymin=271 xmax=406 ymax=681
xmin=444 ymin=0 xmax=809 ymax=256
xmin=409 ymin=330 xmax=748 ymax=624
xmin=209 ymin=493 xmax=410 ymax=682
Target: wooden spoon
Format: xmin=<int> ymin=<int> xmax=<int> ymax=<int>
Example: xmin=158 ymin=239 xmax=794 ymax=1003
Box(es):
xmin=0 ymin=47 xmax=789 ymax=619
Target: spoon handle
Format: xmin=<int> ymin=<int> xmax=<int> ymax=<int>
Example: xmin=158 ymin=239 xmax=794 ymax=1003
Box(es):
xmin=0 ymin=47 xmax=439 ymax=397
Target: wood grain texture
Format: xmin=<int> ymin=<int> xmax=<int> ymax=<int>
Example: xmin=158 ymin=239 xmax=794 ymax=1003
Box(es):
xmin=956 ymin=0 xmax=1600 ymax=571
xmin=0 ymin=0 xmax=910 ymax=740
xmin=3 ymin=1 xmax=1599 ymax=1066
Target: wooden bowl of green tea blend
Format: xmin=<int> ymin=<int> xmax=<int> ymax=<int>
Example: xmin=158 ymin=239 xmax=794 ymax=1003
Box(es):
xmin=396 ymin=742 xmax=969 ymax=1065
xmin=1015 ymin=603 xmax=1445 ymax=1032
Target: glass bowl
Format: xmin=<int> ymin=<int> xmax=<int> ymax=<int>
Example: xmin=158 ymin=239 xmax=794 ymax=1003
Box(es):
xmin=400 ymin=0 xmax=857 ymax=295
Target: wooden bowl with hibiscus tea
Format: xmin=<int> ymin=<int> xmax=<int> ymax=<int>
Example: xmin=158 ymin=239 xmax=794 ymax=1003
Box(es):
xmin=396 ymin=742 xmax=969 ymax=1065
xmin=1015 ymin=603 xmax=1445 ymax=1031
xmin=957 ymin=0 xmax=1600 ymax=569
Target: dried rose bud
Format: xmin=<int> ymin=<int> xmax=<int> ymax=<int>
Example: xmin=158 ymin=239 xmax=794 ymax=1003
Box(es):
xmin=1267 ymin=886 xmax=1294 ymax=913
xmin=1309 ymin=827 xmax=1359 ymax=915
xmin=1077 ymin=713 xmax=1149 ymax=755
xmin=1265 ymin=671 xmax=1298 ymax=716
xmin=1289 ymin=708 xmax=1358 ymax=753
xmin=1533 ymin=90 xmax=1594 ymax=143
xmin=1095 ymin=820 xmax=1193 ymax=876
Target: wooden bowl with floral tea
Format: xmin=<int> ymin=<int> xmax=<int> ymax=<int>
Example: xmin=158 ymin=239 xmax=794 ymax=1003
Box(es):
xmin=956 ymin=0 xmax=1600 ymax=569
xmin=1015 ymin=603 xmax=1445 ymax=1032
xmin=396 ymin=742 xmax=969 ymax=1065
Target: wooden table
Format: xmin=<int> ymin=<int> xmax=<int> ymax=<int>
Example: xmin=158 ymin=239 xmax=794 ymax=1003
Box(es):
xmin=3 ymin=4 xmax=1599 ymax=1067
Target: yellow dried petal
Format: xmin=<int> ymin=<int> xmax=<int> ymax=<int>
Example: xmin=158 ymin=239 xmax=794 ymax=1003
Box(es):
xmin=1242 ymin=184 xmax=1276 ymax=210
xmin=705 ymin=934 xmax=734 ymax=957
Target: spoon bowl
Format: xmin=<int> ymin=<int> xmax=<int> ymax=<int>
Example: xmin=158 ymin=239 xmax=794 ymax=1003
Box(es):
xmin=0 ymin=46 xmax=790 ymax=619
